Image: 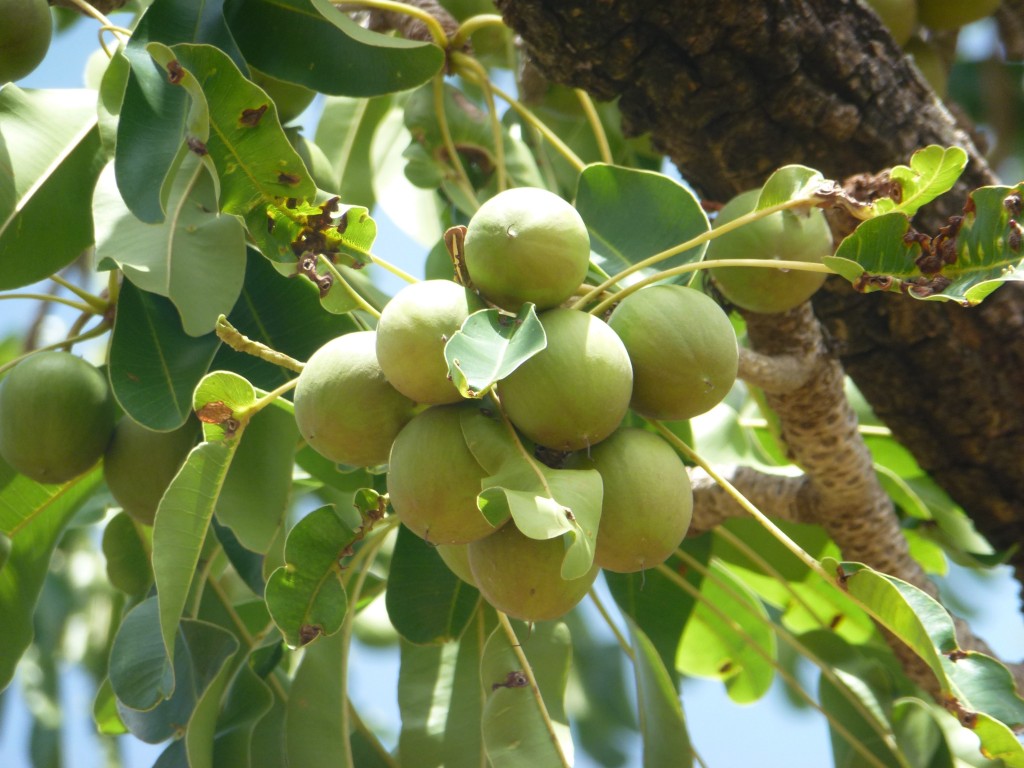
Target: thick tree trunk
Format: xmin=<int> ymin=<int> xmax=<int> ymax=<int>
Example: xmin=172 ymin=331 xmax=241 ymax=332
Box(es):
xmin=496 ymin=0 xmax=1024 ymax=590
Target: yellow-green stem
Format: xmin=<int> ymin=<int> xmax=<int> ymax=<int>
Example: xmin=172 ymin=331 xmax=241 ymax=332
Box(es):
xmin=433 ymin=74 xmax=480 ymax=211
xmin=317 ymin=256 xmax=382 ymax=320
xmin=572 ymin=196 xmax=820 ymax=310
xmin=341 ymin=0 xmax=448 ymax=47
xmin=496 ymin=612 xmax=572 ymax=768
xmin=587 ymin=588 xmax=634 ymax=660
xmin=242 ymin=378 xmax=300 ymax=422
xmin=574 ymin=89 xmax=612 ymax=164
xmin=0 ymin=322 xmax=111 ymax=377
xmin=0 ymin=294 xmax=98 ymax=314
xmin=61 ymin=0 xmax=130 ymax=42
xmin=587 ymin=258 xmax=833 ymax=317
xmin=215 ymin=315 xmax=305 ymax=373
xmin=458 ymin=55 xmax=508 ymax=192
xmin=450 ymin=13 xmax=505 ymax=49
xmin=48 ymin=274 xmax=109 ymax=313
xmin=368 ymin=251 xmax=419 ymax=285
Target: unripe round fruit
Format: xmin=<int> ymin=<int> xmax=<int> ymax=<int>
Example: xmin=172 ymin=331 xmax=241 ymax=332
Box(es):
xmin=250 ymin=67 xmax=317 ymax=124
xmin=707 ymin=189 xmax=832 ymax=314
xmin=0 ymin=0 xmax=52 ymax=84
xmin=376 ymin=279 xmax=485 ymax=404
xmin=464 ymin=187 xmax=591 ymax=311
xmin=467 ymin=523 xmax=598 ymax=622
xmin=609 ymin=285 xmax=738 ymax=420
xmin=498 ymin=308 xmax=632 ymax=451
xmin=567 ymin=428 xmax=692 ymax=573
xmin=387 ymin=404 xmax=495 ymax=544
xmin=436 ymin=543 xmax=477 ymax=586
xmin=103 ymin=417 xmax=200 ymax=526
xmin=917 ymin=0 xmax=999 ymax=30
xmin=293 ymin=331 xmax=416 ymax=467
xmin=0 ymin=352 xmax=114 ymax=484
xmin=864 ymin=0 xmax=917 ymax=45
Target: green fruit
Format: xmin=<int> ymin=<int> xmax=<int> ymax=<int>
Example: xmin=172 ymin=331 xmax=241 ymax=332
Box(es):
xmin=609 ymin=285 xmax=738 ymax=420
xmin=0 ymin=0 xmax=52 ymax=84
xmin=376 ymin=279 xmax=485 ymax=404
xmin=436 ymin=543 xmax=477 ymax=586
xmin=103 ymin=417 xmax=200 ymax=526
xmin=707 ymin=188 xmax=832 ymax=314
xmin=464 ymin=187 xmax=591 ymax=311
xmin=467 ymin=523 xmax=598 ymax=621
xmin=387 ymin=403 xmax=495 ymax=544
xmin=567 ymin=428 xmax=692 ymax=573
xmin=498 ymin=308 xmax=632 ymax=451
xmin=864 ymin=0 xmax=917 ymax=45
xmin=0 ymin=352 xmax=114 ymax=484
xmin=917 ymin=0 xmax=999 ymax=30
xmin=294 ymin=331 xmax=416 ymax=467
xmin=903 ymin=36 xmax=948 ymax=99
xmin=250 ymin=67 xmax=317 ymax=124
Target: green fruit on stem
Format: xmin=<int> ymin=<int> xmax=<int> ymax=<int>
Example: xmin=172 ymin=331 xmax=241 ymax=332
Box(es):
xmin=498 ymin=308 xmax=632 ymax=451
xmin=917 ymin=0 xmax=999 ymax=30
xmin=707 ymin=188 xmax=832 ymax=314
xmin=250 ymin=67 xmax=317 ymax=124
xmin=609 ymin=285 xmax=738 ymax=420
xmin=0 ymin=0 xmax=52 ymax=83
xmin=103 ymin=417 xmax=200 ymax=526
xmin=864 ymin=0 xmax=917 ymax=45
xmin=376 ymin=279 xmax=485 ymax=404
xmin=464 ymin=187 xmax=591 ymax=311
xmin=293 ymin=331 xmax=416 ymax=467
xmin=0 ymin=352 xmax=114 ymax=484
xmin=387 ymin=403 xmax=495 ymax=544
xmin=467 ymin=523 xmax=598 ymax=622
xmin=436 ymin=543 xmax=477 ymax=586
xmin=567 ymin=428 xmax=692 ymax=573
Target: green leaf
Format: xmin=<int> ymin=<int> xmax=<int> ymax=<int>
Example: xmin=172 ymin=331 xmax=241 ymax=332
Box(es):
xmin=756 ymin=165 xmax=826 ymax=208
xmin=575 ymin=163 xmax=709 ymax=286
xmin=0 ymin=86 xmax=105 ymax=289
xmin=972 ymin=714 xmax=1024 ymax=767
xmin=676 ymin=560 xmax=776 ymax=703
xmin=102 ymin=512 xmax=153 ymax=596
xmin=216 ymin=401 xmax=297 ymax=554
xmin=147 ymin=42 xmax=316 ymax=215
xmin=316 ymin=95 xmax=394 ymax=208
xmin=115 ymin=0 xmax=244 ymax=223
xmin=108 ymin=280 xmax=221 ymax=430
xmin=397 ymin=613 xmax=490 ymax=768
xmin=874 ymin=145 xmax=969 ymax=216
xmin=459 ymin=403 xmax=522 ymax=476
xmin=211 ymin=661 xmax=274 ymax=767
xmin=285 ymin=629 xmax=349 ymax=767
xmin=385 ymin=525 xmax=479 ymax=644
xmin=0 ymin=462 xmax=102 ymax=690
xmin=184 ymin=622 xmax=241 ymax=768
xmin=892 ymin=698 xmax=956 ymax=768
xmin=481 ymin=621 xmax=574 ymax=768
xmin=109 ymin=597 xmax=176 ymax=711
xmin=93 ymin=679 xmax=128 ymax=736
xmin=224 ymin=0 xmax=443 ymax=96
xmin=95 ymin=156 xmax=247 ymax=337
xmin=828 ymin=183 xmax=1024 ymax=306
xmin=444 ymin=304 xmax=547 ymax=398
xmin=626 ymin=617 xmax=692 ymax=768
xmin=264 ymin=505 xmax=357 ymax=647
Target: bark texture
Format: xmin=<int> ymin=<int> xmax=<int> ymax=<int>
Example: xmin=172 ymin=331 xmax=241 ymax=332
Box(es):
xmin=495 ymin=0 xmax=1024 ymax=592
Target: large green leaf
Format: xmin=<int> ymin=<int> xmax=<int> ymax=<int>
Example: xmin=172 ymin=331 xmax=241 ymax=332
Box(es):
xmin=102 ymin=511 xmax=153 ymax=597
xmin=211 ymin=661 xmax=275 ymax=767
xmin=316 ymin=95 xmax=394 ymax=208
xmin=115 ymin=0 xmax=244 ymax=223
xmin=676 ymin=559 xmax=776 ymax=704
xmin=224 ymin=0 xmax=443 ymax=96
xmin=147 ymin=42 xmax=316 ymax=215
xmin=385 ymin=525 xmax=479 ymax=644
xmin=0 ymin=461 xmax=102 ymax=691
xmin=0 ymin=87 xmax=104 ymax=289
xmin=397 ymin=612 xmax=490 ymax=768
xmin=826 ymin=183 xmax=1024 ymax=306
xmin=216 ymin=401 xmax=297 ymax=555
xmin=444 ymin=304 xmax=547 ymax=398
xmin=153 ymin=371 xmax=255 ymax=691
xmin=95 ymin=156 xmax=247 ymax=336
xmin=480 ymin=621 xmax=574 ymax=768
xmin=626 ymin=617 xmax=692 ymax=768
xmin=575 ymin=163 xmax=709 ymax=287
xmin=264 ymin=505 xmax=358 ymax=648
xmin=108 ymin=280 xmax=221 ymax=431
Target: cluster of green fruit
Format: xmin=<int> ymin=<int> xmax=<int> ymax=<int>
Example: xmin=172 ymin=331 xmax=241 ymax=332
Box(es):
xmin=293 ymin=187 xmax=746 ymax=622
xmin=0 ymin=0 xmax=52 ymax=83
xmin=0 ymin=351 xmax=198 ymax=523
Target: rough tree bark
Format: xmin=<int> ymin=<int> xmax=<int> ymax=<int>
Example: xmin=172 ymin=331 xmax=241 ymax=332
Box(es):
xmin=495 ymin=0 xmax=1024 ymax=593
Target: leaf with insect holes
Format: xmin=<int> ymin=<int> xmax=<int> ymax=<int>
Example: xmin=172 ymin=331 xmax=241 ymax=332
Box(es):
xmin=825 ymin=184 xmax=1024 ymax=305
xmin=873 ymin=145 xmax=968 ymax=217
xmin=444 ymin=305 xmax=547 ymax=398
